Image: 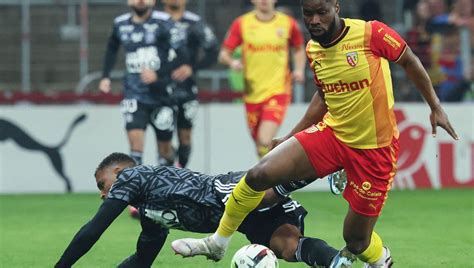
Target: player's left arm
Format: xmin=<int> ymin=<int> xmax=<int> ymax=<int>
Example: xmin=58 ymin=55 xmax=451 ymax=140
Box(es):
xmin=192 ymin=22 xmax=219 ymax=71
xmin=117 ymin=217 xmax=169 ymax=268
xmin=55 ymin=199 xmax=128 ymax=267
xmin=289 ymin=18 xmax=306 ymax=84
xmin=292 ymin=46 xmax=306 ymax=84
xmin=397 ymin=48 xmax=458 ymax=140
xmin=370 ymin=20 xmax=459 ymax=140
xmin=144 ymin=24 xmax=191 ymax=84
xmin=172 ymin=22 xmax=219 ymax=82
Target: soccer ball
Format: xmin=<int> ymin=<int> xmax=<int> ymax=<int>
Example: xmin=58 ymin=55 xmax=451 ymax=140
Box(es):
xmin=230 ymin=244 xmax=279 ymax=268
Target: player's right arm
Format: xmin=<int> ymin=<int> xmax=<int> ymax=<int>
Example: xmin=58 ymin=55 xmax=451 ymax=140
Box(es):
xmin=55 ymin=199 xmax=128 ymax=267
xmin=272 ymin=88 xmax=327 ymax=148
xmin=288 ymin=88 xmax=327 ymax=135
xmin=99 ymin=24 xmax=121 ymax=93
xmin=219 ymin=18 xmax=243 ymax=71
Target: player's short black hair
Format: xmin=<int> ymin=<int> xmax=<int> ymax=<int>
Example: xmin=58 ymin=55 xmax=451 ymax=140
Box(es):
xmin=95 ymin=152 xmax=136 ymax=176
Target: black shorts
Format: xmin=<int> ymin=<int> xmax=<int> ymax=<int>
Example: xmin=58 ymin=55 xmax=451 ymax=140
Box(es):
xmin=238 ymin=198 xmax=307 ymax=247
xmin=177 ymin=99 xmax=198 ymax=129
xmin=173 ymin=84 xmax=198 ymax=129
xmin=120 ymin=99 xmax=175 ymax=142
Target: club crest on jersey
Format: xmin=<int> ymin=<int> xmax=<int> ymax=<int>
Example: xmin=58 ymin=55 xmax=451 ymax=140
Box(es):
xmin=276 ymin=27 xmax=285 ymax=38
xmin=131 ymin=32 xmax=144 ymax=43
xmin=346 ymin=51 xmax=358 ymax=67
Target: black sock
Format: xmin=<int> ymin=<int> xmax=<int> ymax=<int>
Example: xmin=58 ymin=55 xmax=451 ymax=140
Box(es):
xmin=129 ymin=151 xmax=142 ymax=165
xmin=295 ymin=237 xmax=339 ymax=267
xmin=177 ymin=144 xmax=191 ymax=168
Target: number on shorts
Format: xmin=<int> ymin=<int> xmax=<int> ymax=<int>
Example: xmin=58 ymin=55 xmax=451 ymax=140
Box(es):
xmin=121 ymin=99 xmax=138 ymax=114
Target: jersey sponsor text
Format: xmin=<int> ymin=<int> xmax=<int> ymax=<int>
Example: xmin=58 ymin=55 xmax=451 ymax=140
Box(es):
xmin=320 ymin=79 xmax=369 ymax=93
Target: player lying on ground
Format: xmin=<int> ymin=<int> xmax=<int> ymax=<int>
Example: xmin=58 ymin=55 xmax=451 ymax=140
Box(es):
xmin=55 ymin=152 xmax=341 ymax=267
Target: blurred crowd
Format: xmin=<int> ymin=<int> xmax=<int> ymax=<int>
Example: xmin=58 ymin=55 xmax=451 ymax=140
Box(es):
xmin=399 ymin=0 xmax=473 ymax=102
xmin=237 ymin=0 xmax=473 ymax=103
xmin=0 ymin=0 xmax=472 ymax=104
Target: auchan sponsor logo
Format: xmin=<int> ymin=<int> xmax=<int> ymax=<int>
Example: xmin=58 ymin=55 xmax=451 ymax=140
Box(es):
xmin=320 ymin=79 xmax=369 ymax=93
xmin=246 ymin=43 xmax=287 ymax=53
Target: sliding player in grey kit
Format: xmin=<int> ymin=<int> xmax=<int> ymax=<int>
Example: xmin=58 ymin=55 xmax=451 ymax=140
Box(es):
xmin=55 ymin=152 xmax=340 ymax=267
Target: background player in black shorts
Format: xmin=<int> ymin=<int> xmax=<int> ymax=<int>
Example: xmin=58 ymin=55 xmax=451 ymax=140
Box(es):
xmin=161 ymin=0 xmax=219 ymax=167
xmin=99 ymin=0 xmax=185 ymax=167
xmin=55 ymin=152 xmax=339 ymax=267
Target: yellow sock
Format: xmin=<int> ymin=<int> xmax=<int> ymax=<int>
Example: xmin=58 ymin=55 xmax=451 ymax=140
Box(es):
xmin=257 ymin=145 xmax=270 ymax=158
xmin=216 ymin=175 xmax=265 ymax=237
xmin=357 ymin=231 xmax=384 ymax=263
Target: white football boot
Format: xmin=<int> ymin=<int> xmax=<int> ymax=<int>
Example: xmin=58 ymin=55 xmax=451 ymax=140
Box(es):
xmin=328 ymin=169 xmax=347 ymax=195
xmin=171 ymin=236 xmax=227 ymax=261
xmin=329 ymin=247 xmax=357 ymax=268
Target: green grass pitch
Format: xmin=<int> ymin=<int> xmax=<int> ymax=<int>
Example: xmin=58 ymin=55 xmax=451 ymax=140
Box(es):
xmin=1 ymin=189 xmax=473 ymax=267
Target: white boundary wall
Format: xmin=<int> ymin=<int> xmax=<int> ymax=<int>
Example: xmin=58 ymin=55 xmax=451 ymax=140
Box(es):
xmin=0 ymin=103 xmax=472 ymax=193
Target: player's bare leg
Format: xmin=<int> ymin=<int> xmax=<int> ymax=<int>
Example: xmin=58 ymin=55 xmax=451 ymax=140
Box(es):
xmin=268 ymin=224 xmax=301 ymax=261
xmin=172 ymin=137 xmax=317 ymax=260
xmin=269 ymin=223 xmax=340 ymax=267
xmin=127 ymin=129 xmax=145 ymax=164
xmin=343 ymin=207 xmax=378 ymax=255
xmin=256 ymin=120 xmax=279 ymax=158
xmin=157 ymin=140 xmax=174 ymax=166
xmin=330 ymin=207 xmax=393 ymax=267
xmin=247 ymin=136 xmax=317 ymax=190
xmin=267 ymin=223 xmax=340 ymax=267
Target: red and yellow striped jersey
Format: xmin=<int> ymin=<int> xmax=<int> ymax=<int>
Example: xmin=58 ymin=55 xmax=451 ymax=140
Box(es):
xmin=306 ymin=19 xmax=407 ymax=149
xmin=223 ymin=11 xmax=304 ymax=103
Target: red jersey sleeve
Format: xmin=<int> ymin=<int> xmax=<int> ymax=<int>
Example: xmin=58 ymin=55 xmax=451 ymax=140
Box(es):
xmin=222 ymin=17 xmax=243 ymax=51
xmin=369 ymin=20 xmax=407 ymax=62
xmin=289 ymin=18 xmax=304 ymax=47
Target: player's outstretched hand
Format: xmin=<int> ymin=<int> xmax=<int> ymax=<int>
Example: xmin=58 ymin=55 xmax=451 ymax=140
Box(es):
xmin=430 ymin=105 xmax=459 ymax=140
xmin=98 ymin=78 xmax=111 ymax=93
xmin=141 ymin=68 xmax=158 ymax=84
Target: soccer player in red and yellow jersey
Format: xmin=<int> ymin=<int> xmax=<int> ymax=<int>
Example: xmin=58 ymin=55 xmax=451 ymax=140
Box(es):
xmin=172 ymin=0 xmax=459 ymax=267
xmin=219 ymin=0 xmax=306 ymax=158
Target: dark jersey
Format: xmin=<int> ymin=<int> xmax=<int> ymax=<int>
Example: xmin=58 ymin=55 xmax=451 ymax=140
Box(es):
xmin=102 ymin=11 xmax=187 ymax=105
xmin=56 ymin=165 xmax=311 ymax=267
xmin=172 ymin=11 xmax=219 ymax=73
xmin=109 ymin=165 xmax=243 ymax=233
xmin=168 ymin=11 xmax=219 ymax=100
